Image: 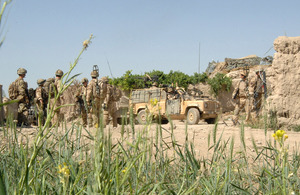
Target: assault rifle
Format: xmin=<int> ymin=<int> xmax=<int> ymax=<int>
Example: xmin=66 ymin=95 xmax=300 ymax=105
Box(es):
xmin=233 ymin=88 xmax=239 ymax=99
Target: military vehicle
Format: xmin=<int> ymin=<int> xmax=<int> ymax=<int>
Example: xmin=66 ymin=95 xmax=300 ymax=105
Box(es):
xmin=129 ymin=87 xmax=220 ymax=125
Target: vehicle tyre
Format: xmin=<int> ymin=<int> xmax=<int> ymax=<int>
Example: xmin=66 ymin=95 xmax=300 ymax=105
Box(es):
xmin=137 ymin=110 xmax=147 ymax=125
xmin=160 ymin=119 xmax=169 ymax=124
xmin=187 ymin=108 xmax=200 ymax=125
xmin=117 ymin=117 xmax=129 ymax=125
xmin=205 ymin=118 xmax=216 ymax=124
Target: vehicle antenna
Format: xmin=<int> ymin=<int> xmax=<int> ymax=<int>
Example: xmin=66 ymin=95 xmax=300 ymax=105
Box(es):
xmin=105 ymin=55 xmax=114 ymax=79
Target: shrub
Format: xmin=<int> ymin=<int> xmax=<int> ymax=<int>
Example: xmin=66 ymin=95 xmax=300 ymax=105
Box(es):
xmin=207 ymin=73 xmax=232 ymax=96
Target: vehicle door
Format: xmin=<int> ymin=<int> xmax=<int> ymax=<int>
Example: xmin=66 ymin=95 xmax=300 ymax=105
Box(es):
xmin=166 ymin=98 xmax=181 ymax=115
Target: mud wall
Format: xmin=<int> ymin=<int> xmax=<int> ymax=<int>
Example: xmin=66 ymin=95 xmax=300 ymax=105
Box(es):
xmin=267 ymin=36 xmax=300 ymax=126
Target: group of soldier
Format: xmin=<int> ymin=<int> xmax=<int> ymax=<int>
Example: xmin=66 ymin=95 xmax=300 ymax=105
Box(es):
xmin=77 ymin=69 xmax=122 ymax=128
xmin=9 ymin=67 xmax=122 ymax=128
xmin=9 ymin=66 xmax=265 ymax=127
xmin=232 ymin=69 xmax=266 ymax=125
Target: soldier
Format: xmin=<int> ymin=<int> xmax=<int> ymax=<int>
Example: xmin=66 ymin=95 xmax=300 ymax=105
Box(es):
xmin=106 ymin=85 xmax=122 ymax=128
xmin=10 ymin=68 xmax=30 ymax=126
xmin=44 ymin=77 xmax=55 ymax=97
xmin=86 ymin=70 xmax=101 ymax=127
xmin=75 ymin=78 xmax=88 ymax=127
xmin=166 ymin=87 xmax=177 ymax=100
xmin=35 ymin=79 xmax=47 ymax=126
xmin=49 ymin=69 xmax=64 ymax=126
xmin=150 ymin=82 xmax=158 ymax=89
xmin=232 ymin=70 xmax=251 ymax=125
xmin=99 ymin=76 xmax=109 ymax=126
xmin=252 ymin=70 xmax=265 ymax=119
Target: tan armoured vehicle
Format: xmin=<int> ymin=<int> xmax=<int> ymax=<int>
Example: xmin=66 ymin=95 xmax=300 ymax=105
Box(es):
xmin=130 ymin=87 xmax=220 ymax=125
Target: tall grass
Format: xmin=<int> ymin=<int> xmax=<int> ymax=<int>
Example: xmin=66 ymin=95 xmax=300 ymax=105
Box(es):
xmin=1 ymin=36 xmax=300 ymax=194
xmin=1 ymin=112 xmax=300 ymax=194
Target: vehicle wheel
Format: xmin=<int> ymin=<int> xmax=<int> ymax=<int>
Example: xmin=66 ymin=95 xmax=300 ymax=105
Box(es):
xmin=161 ymin=119 xmax=169 ymax=124
xmin=205 ymin=118 xmax=216 ymax=124
xmin=117 ymin=117 xmax=129 ymax=125
xmin=137 ymin=110 xmax=147 ymax=125
xmin=187 ymin=108 xmax=200 ymax=125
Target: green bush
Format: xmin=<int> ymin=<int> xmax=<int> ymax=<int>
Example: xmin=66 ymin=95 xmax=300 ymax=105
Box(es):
xmin=111 ymin=70 xmax=208 ymax=91
xmin=207 ymin=73 xmax=232 ymax=96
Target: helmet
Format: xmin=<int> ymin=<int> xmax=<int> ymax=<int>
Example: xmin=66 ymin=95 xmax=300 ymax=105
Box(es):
xmin=91 ymin=70 xmax=99 ymax=77
xmin=101 ymin=76 xmax=109 ymax=83
xmin=256 ymin=69 xmax=263 ymax=73
xmin=240 ymin=70 xmax=247 ymax=76
xmin=167 ymin=87 xmax=173 ymax=92
xmin=152 ymin=82 xmax=158 ymax=87
xmin=17 ymin=68 xmax=27 ymax=75
xmin=37 ymin=78 xmax=46 ymax=85
xmin=55 ymin=69 xmax=64 ymax=77
xmin=81 ymin=77 xmax=88 ymax=84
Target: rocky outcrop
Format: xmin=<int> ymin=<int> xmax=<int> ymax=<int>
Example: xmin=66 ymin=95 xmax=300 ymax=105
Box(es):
xmin=267 ymin=36 xmax=300 ymax=126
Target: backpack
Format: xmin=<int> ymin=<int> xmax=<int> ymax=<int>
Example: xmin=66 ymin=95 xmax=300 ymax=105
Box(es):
xmin=8 ymin=81 xmax=18 ymax=100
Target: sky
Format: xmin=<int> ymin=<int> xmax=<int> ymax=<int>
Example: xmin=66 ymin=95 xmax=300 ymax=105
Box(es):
xmin=0 ymin=0 xmax=299 ymax=95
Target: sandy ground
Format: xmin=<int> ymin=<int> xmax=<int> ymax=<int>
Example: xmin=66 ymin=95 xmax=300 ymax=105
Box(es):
xmin=2 ymin=117 xmax=299 ymax=160
xmin=0 ymin=116 xmax=300 ymax=161
xmin=110 ymin=119 xmax=300 ymax=158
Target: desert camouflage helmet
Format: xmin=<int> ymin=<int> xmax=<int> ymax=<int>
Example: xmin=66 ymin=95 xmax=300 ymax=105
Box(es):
xmin=55 ymin=69 xmax=64 ymax=77
xmin=152 ymin=82 xmax=158 ymax=86
xmin=256 ymin=69 xmax=263 ymax=73
xmin=101 ymin=76 xmax=109 ymax=83
xmin=91 ymin=70 xmax=99 ymax=77
xmin=37 ymin=78 xmax=46 ymax=85
xmin=17 ymin=68 xmax=27 ymax=75
xmin=240 ymin=70 xmax=247 ymax=76
xmin=81 ymin=77 xmax=88 ymax=83
xmin=167 ymin=87 xmax=173 ymax=92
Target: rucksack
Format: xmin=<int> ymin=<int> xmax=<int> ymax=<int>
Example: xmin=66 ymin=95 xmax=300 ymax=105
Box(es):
xmin=8 ymin=81 xmax=18 ymax=100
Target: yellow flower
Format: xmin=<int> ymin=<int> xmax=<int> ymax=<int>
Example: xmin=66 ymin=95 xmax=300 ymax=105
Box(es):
xmin=58 ymin=163 xmax=70 ymax=177
xmin=272 ymin=130 xmax=288 ymax=142
xmin=150 ymin=98 xmax=158 ymax=106
xmin=121 ymin=167 xmax=127 ymax=173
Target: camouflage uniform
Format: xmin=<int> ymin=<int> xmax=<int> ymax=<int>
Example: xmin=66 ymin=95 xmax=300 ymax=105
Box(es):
xmin=44 ymin=78 xmax=55 ymax=97
xmin=35 ymin=79 xmax=47 ymax=126
xmin=75 ymin=78 xmax=88 ymax=127
xmin=232 ymin=71 xmax=250 ymax=125
xmin=99 ymin=77 xmax=109 ymax=126
xmin=106 ymin=85 xmax=122 ymax=127
xmin=86 ymin=71 xmax=101 ymax=127
xmin=49 ymin=69 xmax=64 ymax=126
xmin=14 ymin=76 xmax=30 ymax=126
xmin=166 ymin=87 xmax=177 ymax=100
xmin=253 ymin=71 xmax=265 ymax=118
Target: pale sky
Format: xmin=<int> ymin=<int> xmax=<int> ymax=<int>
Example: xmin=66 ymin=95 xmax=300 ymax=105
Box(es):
xmin=1 ymin=0 xmax=299 ymax=94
